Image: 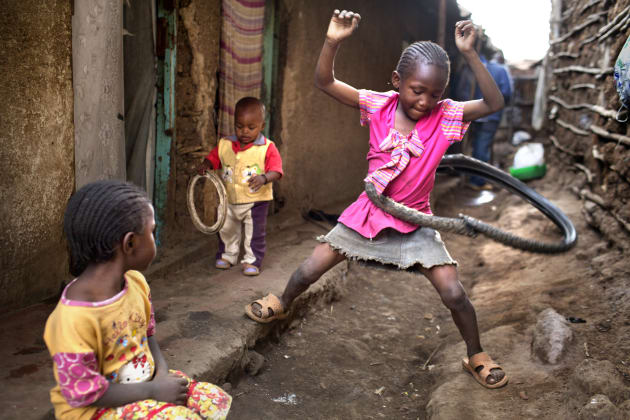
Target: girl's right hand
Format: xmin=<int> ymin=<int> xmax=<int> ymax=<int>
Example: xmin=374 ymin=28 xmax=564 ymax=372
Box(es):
xmin=326 ymin=9 xmax=361 ymax=45
xmin=151 ymin=372 xmax=189 ymax=405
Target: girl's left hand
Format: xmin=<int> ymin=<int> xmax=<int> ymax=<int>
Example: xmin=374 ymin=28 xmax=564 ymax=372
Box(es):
xmin=455 ymin=20 xmax=477 ymax=53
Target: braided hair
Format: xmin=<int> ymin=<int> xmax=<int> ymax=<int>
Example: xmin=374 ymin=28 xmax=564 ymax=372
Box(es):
xmin=396 ymin=41 xmax=451 ymax=81
xmin=63 ymin=180 xmax=152 ymax=276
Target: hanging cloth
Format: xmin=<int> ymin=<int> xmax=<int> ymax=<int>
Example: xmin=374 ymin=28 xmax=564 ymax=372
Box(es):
xmin=218 ymin=0 xmax=265 ymax=137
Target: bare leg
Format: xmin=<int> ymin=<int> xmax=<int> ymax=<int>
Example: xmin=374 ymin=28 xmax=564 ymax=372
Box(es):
xmin=418 ymin=264 xmax=505 ymax=384
xmin=251 ymin=243 xmax=346 ymax=318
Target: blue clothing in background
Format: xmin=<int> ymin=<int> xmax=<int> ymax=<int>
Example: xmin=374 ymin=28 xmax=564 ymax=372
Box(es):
xmin=451 ymin=56 xmax=513 ymax=187
xmin=473 ymin=57 xmax=512 ymax=123
xmin=469 ymin=121 xmax=500 ymax=186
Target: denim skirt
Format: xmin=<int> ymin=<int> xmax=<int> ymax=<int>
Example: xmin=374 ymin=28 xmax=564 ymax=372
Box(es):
xmin=317 ymin=223 xmax=457 ymax=270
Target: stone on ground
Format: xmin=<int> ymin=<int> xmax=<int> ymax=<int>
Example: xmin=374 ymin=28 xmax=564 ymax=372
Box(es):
xmin=618 ymin=400 xmax=630 ymax=417
xmin=577 ymin=394 xmax=620 ymax=420
xmin=572 ymin=359 xmax=630 ymax=404
xmin=531 ymin=307 xmax=572 ymax=364
xmin=244 ymin=350 xmax=265 ymax=376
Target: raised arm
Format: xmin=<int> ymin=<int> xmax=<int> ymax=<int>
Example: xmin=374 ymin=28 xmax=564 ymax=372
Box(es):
xmin=314 ymin=9 xmax=362 ymax=108
xmin=454 ymin=21 xmax=505 ymax=122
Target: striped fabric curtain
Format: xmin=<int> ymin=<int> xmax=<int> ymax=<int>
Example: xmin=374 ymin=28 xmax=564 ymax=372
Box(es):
xmin=218 ymin=0 xmax=265 ymax=138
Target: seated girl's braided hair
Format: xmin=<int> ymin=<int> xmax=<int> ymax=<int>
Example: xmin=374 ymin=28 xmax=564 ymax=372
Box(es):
xmin=63 ymin=180 xmax=152 ymax=276
xmin=396 ymin=41 xmax=451 ymax=80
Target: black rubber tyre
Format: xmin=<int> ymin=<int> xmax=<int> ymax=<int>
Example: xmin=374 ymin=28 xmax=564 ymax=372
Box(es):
xmin=365 ymin=154 xmax=577 ymax=254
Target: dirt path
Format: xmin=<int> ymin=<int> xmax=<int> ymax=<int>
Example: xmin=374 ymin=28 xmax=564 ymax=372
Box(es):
xmin=228 ymin=174 xmax=630 ymax=419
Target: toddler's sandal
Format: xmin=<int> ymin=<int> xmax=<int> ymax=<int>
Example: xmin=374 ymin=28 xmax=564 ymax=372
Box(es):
xmin=215 ymin=259 xmax=232 ymax=269
xmin=242 ymin=263 xmax=260 ymax=276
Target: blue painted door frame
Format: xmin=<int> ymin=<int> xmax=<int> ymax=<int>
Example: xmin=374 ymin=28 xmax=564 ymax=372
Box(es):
xmin=155 ymin=0 xmax=176 ymax=244
xmin=262 ymin=0 xmax=278 ymax=137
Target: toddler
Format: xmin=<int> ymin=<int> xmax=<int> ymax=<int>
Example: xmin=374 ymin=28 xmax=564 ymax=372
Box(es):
xmin=198 ymin=97 xmax=283 ymax=276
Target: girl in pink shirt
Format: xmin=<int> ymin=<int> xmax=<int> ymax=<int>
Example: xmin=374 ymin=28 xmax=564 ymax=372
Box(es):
xmin=246 ymin=9 xmax=508 ymax=389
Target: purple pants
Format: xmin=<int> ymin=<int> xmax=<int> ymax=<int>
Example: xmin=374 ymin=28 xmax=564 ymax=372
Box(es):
xmin=216 ymin=201 xmax=269 ymax=267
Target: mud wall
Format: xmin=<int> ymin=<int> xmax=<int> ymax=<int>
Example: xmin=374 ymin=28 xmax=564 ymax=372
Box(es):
xmin=274 ymin=0 xmax=462 ymax=214
xmin=546 ymin=0 xmax=630 ymax=250
xmin=0 ymin=1 xmax=74 ymax=312
xmin=168 ymin=0 xmax=222 ymax=242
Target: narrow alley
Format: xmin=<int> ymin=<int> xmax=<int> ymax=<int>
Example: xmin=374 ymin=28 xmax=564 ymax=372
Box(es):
xmin=2 ymin=0 xmax=630 ymax=419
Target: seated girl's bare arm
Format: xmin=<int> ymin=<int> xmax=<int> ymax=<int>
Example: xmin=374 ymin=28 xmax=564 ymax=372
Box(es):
xmin=148 ymin=336 xmax=169 ymax=378
xmin=94 ymin=373 xmax=188 ymax=407
xmin=454 ymin=21 xmax=505 ymax=122
xmin=314 ymin=10 xmax=361 ymax=108
xmin=95 ymin=337 xmax=185 ymax=407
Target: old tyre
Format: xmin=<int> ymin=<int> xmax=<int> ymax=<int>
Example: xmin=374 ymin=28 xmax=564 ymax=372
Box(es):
xmin=365 ymin=154 xmax=577 ymax=254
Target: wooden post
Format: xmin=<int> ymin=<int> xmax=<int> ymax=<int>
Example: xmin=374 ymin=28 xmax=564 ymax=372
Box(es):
xmin=72 ymin=0 xmax=125 ymax=188
xmin=437 ymin=0 xmax=447 ymax=47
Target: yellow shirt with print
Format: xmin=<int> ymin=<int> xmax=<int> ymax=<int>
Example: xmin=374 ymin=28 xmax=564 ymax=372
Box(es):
xmin=217 ymin=136 xmax=274 ymax=204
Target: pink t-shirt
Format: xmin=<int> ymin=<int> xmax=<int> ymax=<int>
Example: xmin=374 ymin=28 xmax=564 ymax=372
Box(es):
xmin=337 ymin=90 xmax=470 ymax=238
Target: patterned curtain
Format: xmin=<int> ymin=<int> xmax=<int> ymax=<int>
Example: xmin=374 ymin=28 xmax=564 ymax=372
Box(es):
xmin=218 ymin=0 xmax=265 ymax=138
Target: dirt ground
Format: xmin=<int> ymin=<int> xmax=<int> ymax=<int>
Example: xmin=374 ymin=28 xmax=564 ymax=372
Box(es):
xmin=227 ymin=168 xmax=630 ymax=419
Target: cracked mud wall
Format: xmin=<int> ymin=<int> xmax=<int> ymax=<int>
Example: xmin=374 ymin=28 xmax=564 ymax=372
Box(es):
xmin=546 ymin=0 xmax=630 ymax=250
xmin=168 ymin=0 xmax=222 ymax=242
xmin=0 ymin=1 xmax=74 ymax=312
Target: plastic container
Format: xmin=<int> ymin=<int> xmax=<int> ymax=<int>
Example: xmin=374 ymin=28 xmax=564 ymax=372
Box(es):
xmin=509 ymin=164 xmax=547 ymax=180
xmin=510 ymin=143 xmax=546 ymax=181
